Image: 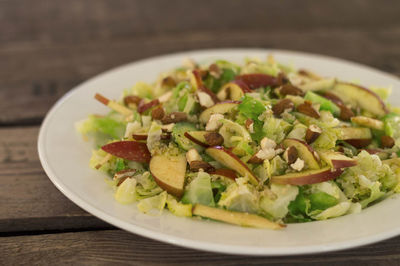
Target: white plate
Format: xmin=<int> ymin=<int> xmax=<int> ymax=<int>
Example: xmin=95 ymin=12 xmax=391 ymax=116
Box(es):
xmin=38 ymin=48 xmax=400 ymax=255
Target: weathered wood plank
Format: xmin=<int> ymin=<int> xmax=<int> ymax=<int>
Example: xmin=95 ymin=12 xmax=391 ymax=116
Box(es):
xmin=0 ymin=126 xmax=111 ymax=232
xmin=1 ymin=0 xmax=400 ymax=44
xmin=0 ymin=29 xmax=399 ymax=124
xmin=2 ymin=230 xmax=400 ymax=265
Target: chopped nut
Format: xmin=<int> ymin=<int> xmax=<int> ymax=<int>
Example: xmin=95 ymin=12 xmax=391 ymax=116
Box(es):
xmin=123 ymin=95 xmax=142 ymax=106
xmin=204 ymin=132 xmax=224 ymax=146
xmin=209 ymin=63 xmax=222 ymax=78
xmin=272 ymin=98 xmax=294 ymax=116
xmin=339 ymin=105 xmax=355 ymax=121
xmin=279 ymin=84 xmax=304 ymax=96
xmin=283 ymin=146 xmax=298 ymax=165
xmin=161 ymin=112 xmax=187 ymax=124
xmin=248 ymin=154 xmax=264 ymax=164
xmin=205 ymin=114 xmax=224 ymax=131
xmin=290 ymin=158 xmax=305 ymax=171
xmin=245 ymin=118 xmax=254 ymax=133
xmin=151 ymin=106 xmax=165 ymax=120
xmin=381 ymin=135 xmax=395 ymax=148
xmin=261 ymin=137 xmax=277 ymax=150
xmin=189 ymin=160 xmax=215 ymax=172
xmin=162 ymin=76 xmax=176 ymax=87
xmin=186 ymin=148 xmax=202 ymax=163
xmin=305 ymin=124 xmax=322 ymax=144
xmin=297 ymin=101 xmax=320 ymax=118
xmin=276 ymin=72 xmax=289 ymax=86
xmin=197 ymin=91 xmax=215 ymax=108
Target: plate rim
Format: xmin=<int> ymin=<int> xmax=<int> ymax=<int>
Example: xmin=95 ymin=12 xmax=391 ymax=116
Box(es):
xmin=38 ymin=48 xmax=400 ymax=256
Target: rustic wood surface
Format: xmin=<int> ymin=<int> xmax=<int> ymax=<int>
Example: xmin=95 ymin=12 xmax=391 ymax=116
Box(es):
xmin=1 ymin=0 xmax=400 ymax=265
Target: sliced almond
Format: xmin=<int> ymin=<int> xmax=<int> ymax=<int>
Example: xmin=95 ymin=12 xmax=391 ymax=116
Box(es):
xmin=339 ymin=105 xmax=355 ymax=121
xmin=204 ymin=132 xmax=224 ymax=146
xmin=151 ymin=106 xmax=165 ymax=120
xmin=279 ymin=84 xmax=304 ymax=96
xmin=189 ymin=160 xmax=216 ymax=172
xmin=272 ymin=98 xmax=294 ymax=116
xmin=297 ymin=101 xmax=320 ymax=118
xmin=209 ymin=63 xmax=222 ymax=78
xmin=123 ymin=95 xmax=142 ymax=106
xmin=161 ymin=112 xmax=187 ymax=124
xmin=381 ymin=135 xmax=395 ymax=148
xmin=283 ymin=146 xmax=298 ymax=165
xmin=162 ymin=76 xmax=176 ymax=87
xmin=305 ymin=124 xmax=322 ymax=144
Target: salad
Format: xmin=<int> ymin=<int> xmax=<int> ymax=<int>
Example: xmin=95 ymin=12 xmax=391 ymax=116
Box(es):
xmin=77 ymin=56 xmax=400 ymax=229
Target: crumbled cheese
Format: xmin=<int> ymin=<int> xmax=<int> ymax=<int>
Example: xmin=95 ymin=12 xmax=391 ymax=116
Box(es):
xmin=290 ymin=158 xmax=305 ymax=171
xmin=186 ymin=148 xmax=202 ymax=163
xmin=124 ymin=121 xmax=141 ymax=138
xmin=288 ymin=72 xmax=310 ymax=87
xmin=197 ymin=91 xmax=215 ymax=108
xmin=254 ymin=137 xmax=277 ymax=160
xmin=160 ymin=123 xmax=175 ymax=132
xmin=158 ymin=91 xmax=172 ymax=103
xmin=248 ymin=122 xmax=254 ymax=133
xmin=260 ymin=137 xmax=276 ymax=150
xmin=255 ymin=149 xmax=276 ymax=160
xmin=205 ymin=114 xmax=224 ymax=131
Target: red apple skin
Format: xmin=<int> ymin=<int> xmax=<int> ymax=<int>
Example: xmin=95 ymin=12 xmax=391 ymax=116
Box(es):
xmin=363 ymin=148 xmax=383 ymax=155
xmin=152 ymin=174 xmax=184 ymax=197
xmin=345 ymin=139 xmax=372 ymax=148
xmin=330 ymin=159 xmax=357 ymax=169
xmin=184 ymin=132 xmax=209 ymax=148
xmin=137 ymin=99 xmax=160 ymax=113
xmin=231 ymin=80 xmax=252 ymax=92
xmin=101 ymin=141 xmax=151 ymax=163
xmin=192 ymin=70 xmax=220 ymax=103
xmin=206 ymin=146 xmax=259 ymax=185
xmin=208 ymin=168 xmax=238 ymax=180
xmin=271 ymin=167 xmax=343 ymax=186
xmin=235 ymin=74 xmax=279 ymax=89
xmin=131 ymin=134 xmax=148 ymax=141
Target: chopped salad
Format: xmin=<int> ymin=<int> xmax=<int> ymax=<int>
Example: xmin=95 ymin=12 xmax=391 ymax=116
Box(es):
xmin=77 ymin=56 xmax=400 ymax=229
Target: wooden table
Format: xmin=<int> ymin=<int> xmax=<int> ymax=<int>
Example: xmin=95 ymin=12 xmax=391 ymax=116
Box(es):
xmin=1 ymin=1 xmax=400 ymax=264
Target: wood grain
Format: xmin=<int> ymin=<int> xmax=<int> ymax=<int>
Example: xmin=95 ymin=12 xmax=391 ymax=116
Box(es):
xmin=0 ymin=126 xmax=111 ymax=232
xmin=0 ymin=0 xmax=399 ymax=125
xmin=2 ymin=230 xmax=400 ymax=265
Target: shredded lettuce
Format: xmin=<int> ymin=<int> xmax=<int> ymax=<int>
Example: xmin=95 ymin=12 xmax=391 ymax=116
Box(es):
xmin=115 ymin=178 xmax=137 ymax=204
xmin=218 ymin=178 xmax=259 ymax=213
xmin=166 ymin=194 xmax=192 ymax=217
xmin=182 ymin=172 xmax=215 ymax=207
xmin=137 ymin=191 xmax=167 ymax=214
xmin=259 ymin=184 xmax=299 ymax=220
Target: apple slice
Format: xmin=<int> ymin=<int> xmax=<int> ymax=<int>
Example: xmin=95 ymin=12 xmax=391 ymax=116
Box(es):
xmin=208 ymin=168 xmax=238 ymax=180
xmin=350 ymin=116 xmax=384 ymax=130
xmin=235 ymin=74 xmax=279 ymax=89
xmin=192 ymin=204 xmax=284 ymax=229
xmin=271 ymin=167 xmax=343 ymax=185
xmin=337 ymin=127 xmax=372 ymax=140
xmin=149 ymin=154 xmax=187 ymax=197
xmin=191 ymin=70 xmax=220 ymax=104
xmin=199 ymin=101 xmax=240 ymax=124
xmin=318 ymin=150 xmax=357 ymax=169
xmin=137 ymin=99 xmax=160 ymax=113
xmin=217 ymin=80 xmax=252 ymax=101
xmin=101 ymin=141 xmax=151 ymax=163
xmin=184 ymin=131 xmax=209 ymax=147
xmin=330 ymin=82 xmax=388 ymax=117
xmin=205 ymin=146 xmax=258 ymax=185
xmin=282 ymin=138 xmax=320 ymax=169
